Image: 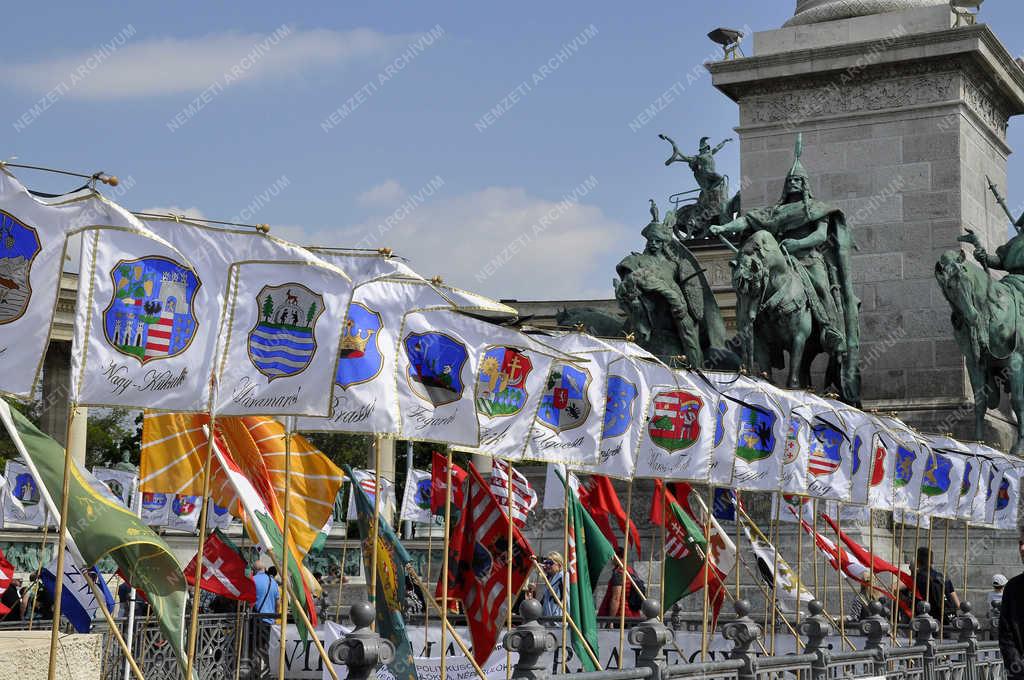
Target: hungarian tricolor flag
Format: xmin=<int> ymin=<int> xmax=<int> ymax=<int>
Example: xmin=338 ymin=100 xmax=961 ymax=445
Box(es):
xmin=184 ymin=530 xmax=256 ymax=604
xmin=580 ymin=474 xmax=642 ymax=558
xmin=656 ymin=483 xmax=727 ymax=629
xmin=0 ymin=547 xmax=12 ymax=616
xmin=430 ymin=451 xmax=467 ymax=515
xmin=558 ymin=468 xmax=616 ymax=672
xmin=346 ymin=464 xmax=417 ymax=680
xmin=444 ymin=463 xmax=534 ymax=666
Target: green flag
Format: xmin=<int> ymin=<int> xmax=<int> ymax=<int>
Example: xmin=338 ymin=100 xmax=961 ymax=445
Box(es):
xmin=344 ymin=465 xmax=418 ymax=680
xmin=0 ymin=400 xmax=192 ymax=678
xmin=561 ymin=470 xmax=615 ymax=671
xmin=662 ymin=496 xmax=709 ymax=610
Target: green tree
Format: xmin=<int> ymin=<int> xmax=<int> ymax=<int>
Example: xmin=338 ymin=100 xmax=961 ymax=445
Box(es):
xmin=262 ymin=294 xmax=274 ymax=322
xmin=306 ymin=302 xmax=317 ymax=327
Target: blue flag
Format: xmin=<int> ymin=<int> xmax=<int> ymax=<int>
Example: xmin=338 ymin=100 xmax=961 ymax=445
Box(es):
xmin=41 ymin=551 xmax=116 ymax=633
xmin=344 ymin=465 xmax=418 ymax=680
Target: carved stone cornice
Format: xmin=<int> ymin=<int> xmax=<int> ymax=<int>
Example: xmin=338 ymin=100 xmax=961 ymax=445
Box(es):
xmin=786 ymin=0 xmax=947 ymax=27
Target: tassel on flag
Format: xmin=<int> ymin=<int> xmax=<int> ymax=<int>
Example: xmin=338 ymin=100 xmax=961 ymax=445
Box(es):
xmin=489 ymin=459 xmax=537 ymax=528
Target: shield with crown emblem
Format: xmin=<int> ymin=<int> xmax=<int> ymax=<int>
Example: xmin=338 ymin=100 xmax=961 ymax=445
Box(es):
xmin=335 ymin=302 xmax=383 ymax=389
xmin=248 ymin=282 xmax=325 ymax=381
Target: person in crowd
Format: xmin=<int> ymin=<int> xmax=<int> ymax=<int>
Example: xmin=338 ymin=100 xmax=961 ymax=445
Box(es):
xmin=900 ymin=547 xmax=960 ymax=622
xmin=597 ymin=551 xmax=645 ymax=621
xmin=20 ymin=572 xmax=53 ymax=621
xmin=536 ymin=552 xmax=566 ymax=619
xmin=2 ymin=577 xmax=23 ymax=621
xmin=404 ymin=577 xmax=424 ymax=617
xmin=1000 ymin=538 xmax=1024 ymax=680
xmin=991 ymin=574 xmax=1008 ymax=615
xmin=847 ymin=584 xmax=872 ymax=623
xmin=253 ymin=561 xmax=280 ymax=625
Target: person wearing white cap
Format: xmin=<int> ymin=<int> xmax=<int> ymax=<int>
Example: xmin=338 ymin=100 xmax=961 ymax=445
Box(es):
xmin=991 ymin=574 xmax=1008 ymax=613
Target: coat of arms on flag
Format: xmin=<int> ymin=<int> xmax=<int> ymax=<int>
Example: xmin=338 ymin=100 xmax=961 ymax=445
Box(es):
xmin=0 ymin=211 xmax=40 ymax=324
xmin=736 ymin=406 xmax=777 ymax=463
xmin=404 ymin=331 xmax=469 ymax=406
xmin=538 ymin=363 xmax=591 ymax=432
xmin=603 ymin=376 xmax=638 ymax=438
xmin=921 ymin=452 xmax=953 ymax=497
xmin=997 ymin=476 xmax=1011 ymax=511
xmin=336 ymin=302 xmax=383 ymax=389
xmin=783 ymin=417 xmax=803 ymax=464
xmin=476 ymin=346 xmax=532 ymax=417
xmin=894 ymin=445 xmax=917 ymax=487
xmin=648 ymin=389 xmax=703 ymax=452
xmin=103 ymin=256 xmax=200 ymax=364
xmin=12 ymin=470 xmax=40 ymax=506
xmin=853 ymin=435 xmax=887 ymax=488
xmin=247 ymin=283 xmax=325 ymax=381
xmin=808 ymin=424 xmax=842 ymax=477
xmin=713 ymin=401 xmax=728 ymax=447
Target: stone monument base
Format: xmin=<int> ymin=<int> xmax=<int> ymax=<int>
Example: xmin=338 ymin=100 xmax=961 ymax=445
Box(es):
xmin=0 ymin=630 xmax=103 ymax=680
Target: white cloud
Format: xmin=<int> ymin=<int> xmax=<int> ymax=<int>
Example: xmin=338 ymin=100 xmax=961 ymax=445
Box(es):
xmin=1 ymin=27 xmax=409 ymax=99
xmin=356 ymin=179 xmax=406 ymax=208
xmin=296 ymin=185 xmax=625 ymax=300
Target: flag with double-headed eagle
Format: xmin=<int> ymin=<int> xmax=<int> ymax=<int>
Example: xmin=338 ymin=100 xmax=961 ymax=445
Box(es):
xmin=346 ymin=464 xmax=417 ymax=680
xmin=444 ymin=463 xmax=534 ymax=666
xmin=0 ymin=168 xmax=145 ymax=401
xmin=633 ymin=366 xmax=715 ymax=481
xmin=215 ymin=259 xmax=352 ymax=417
xmin=296 ymin=276 xmax=515 ymax=435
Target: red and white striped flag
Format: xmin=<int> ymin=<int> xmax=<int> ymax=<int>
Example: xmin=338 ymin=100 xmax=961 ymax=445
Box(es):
xmin=489 ymin=459 xmax=537 ymax=528
xmin=0 ymin=546 xmax=14 ymax=615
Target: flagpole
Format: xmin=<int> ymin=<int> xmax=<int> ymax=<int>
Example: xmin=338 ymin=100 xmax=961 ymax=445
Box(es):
xmin=439 ymin=447 xmax=454 ymax=680
xmin=795 ymin=497 xmax=804 ymax=652
xmin=370 ymin=437 xmax=383 ymax=620
xmin=836 ymin=505 xmax=846 ymax=645
xmin=769 ymin=494 xmax=782 ymax=655
xmin=531 ymin=556 xmax=603 ymax=669
xmin=277 ymin=417 xmax=295 ymax=680
xmin=46 ymin=403 xmax=79 ymax=680
xmin=939 ymin=517 xmax=951 ymax=642
xmin=123 ymin=486 xmax=144 ymax=680
xmin=909 ymin=511 xmax=923 ymax=645
xmin=617 ymin=480 xmax=633 ymax=670
xmin=962 ymin=520 xmax=970 ymax=611
xmin=335 ymin=480 xmax=349 ymax=623
xmin=504 ymin=460 xmax=516 ymax=680
xmin=28 ymin=509 xmax=50 ymax=628
xmin=812 ymin=498 xmax=820 ymax=604
xmin=185 ymin=407 xmax=217 ymax=680
xmin=561 ymin=472 xmax=570 ymax=674
xmin=80 ymin=565 xmax=147 ymax=680
xmin=422 ymin=514 xmax=434 ymax=653
xmin=405 ymin=567 xmax=488 ymax=680
xmin=891 ymin=511 xmax=906 ymax=644
xmin=734 ymin=489 xmax=741 ymax=601
xmin=700 ymin=484 xmax=713 ymax=662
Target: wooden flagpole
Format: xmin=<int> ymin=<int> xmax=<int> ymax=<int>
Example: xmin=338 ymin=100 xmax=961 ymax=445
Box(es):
xmin=531 ymin=556 xmax=603 ymax=669
xmin=794 ymin=497 xmax=804 ymax=652
xmin=504 ymin=460 xmax=516 ymax=680
xmin=962 ymin=521 xmax=970 ymax=610
xmin=836 ymin=505 xmax=846 ymax=644
xmin=185 ymin=409 xmax=217 ymax=680
xmin=370 ymin=437 xmax=384 ymax=617
xmin=617 ymin=480 xmax=633 ymax=670
xmin=335 ymin=481 xmax=348 ymax=622
xmin=769 ymin=494 xmax=782 ymax=655
xmin=560 ymin=472 xmax=570 ymax=673
xmin=277 ymin=417 xmax=295 ymax=680
xmin=909 ymin=511 xmax=924 ymax=645
xmin=46 ymin=403 xmax=79 ymax=680
xmin=734 ymin=489 xmax=742 ymax=600
xmin=422 ymin=515 xmax=434 ymax=652
xmin=28 ymin=511 xmax=50 ymax=628
xmin=439 ymin=447 xmax=454 ymax=680
xmin=406 ymin=567 xmax=488 ymax=680
xmin=811 ymin=498 xmax=820 ymax=603
xmin=699 ymin=484 xmax=714 ymax=661
xmin=891 ymin=511 xmax=907 ymax=644
xmin=939 ymin=517 xmax=951 ymax=641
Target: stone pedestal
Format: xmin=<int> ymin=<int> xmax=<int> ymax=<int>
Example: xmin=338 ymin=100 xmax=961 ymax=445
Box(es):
xmin=39 ymin=341 xmax=87 ymax=466
xmin=707 ymin=5 xmax=1024 ymax=448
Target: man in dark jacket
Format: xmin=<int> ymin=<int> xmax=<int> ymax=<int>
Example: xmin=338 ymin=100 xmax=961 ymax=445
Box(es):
xmin=1000 ymin=538 xmax=1024 ymax=680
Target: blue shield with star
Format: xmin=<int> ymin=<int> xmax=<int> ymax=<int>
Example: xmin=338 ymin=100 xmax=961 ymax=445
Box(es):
xmin=894 ymin=445 xmax=917 ymax=488
xmin=603 ymin=375 xmax=638 ymax=439
xmin=921 ymin=452 xmax=953 ymax=497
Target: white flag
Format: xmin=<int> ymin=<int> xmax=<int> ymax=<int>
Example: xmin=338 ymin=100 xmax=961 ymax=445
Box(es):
xmin=633 ymin=367 xmax=716 ymax=481
xmin=728 ymin=379 xmax=788 ymax=491
xmin=803 ymin=395 xmax=854 ymax=502
xmin=968 ymin=444 xmax=1005 ymax=525
xmin=955 ymin=452 xmax=983 ymax=522
xmin=399 ymin=469 xmax=433 ymax=524
xmin=916 ymin=443 xmax=966 ymax=520
xmin=2 ymin=460 xmax=48 ymax=527
xmin=774 ymin=391 xmax=814 ymax=498
xmin=215 ymin=259 xmax=352 ymax=416
xmin=297 ymin=278 xmax=483 ymax=435
xmin=879 ymin=416 xmax=929 ymax=512
xmin=743 ymin=521 xmax=812 ymax=612
xmin=703 ymin=372 xmax=761 ymax=485
xmin=165 ymin=493 xmax=202 ymax=532
xmin=345 ymin=468 xmax=396 ymax=522
xmin=140 ymin=491 xmax=171 ymax=527
xmin=91 ymin=467 xmax=138 ymax=509
xmin=395 ymin=309 xmax=483 ymax=447
xmin=992 ymin=465 xmax=1021 ymax=531
xmin=70 ymin=225 xmax=204 ymax=409
xmin=541 ymin=463 xmax=580 ymax=510
xmin=307 ymin=248 xmax=423 ymax=284
xmin=0 ymin=169 xmax=143 ymax=399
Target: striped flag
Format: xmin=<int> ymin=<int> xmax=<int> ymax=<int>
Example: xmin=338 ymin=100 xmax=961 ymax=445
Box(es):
xmin=0 ymin=547 xmax=12 ymax=616
xmin=443 ymin=463 xmax=534 ymax=666
xmin=489 ymin=459 xmax=537 ymax=527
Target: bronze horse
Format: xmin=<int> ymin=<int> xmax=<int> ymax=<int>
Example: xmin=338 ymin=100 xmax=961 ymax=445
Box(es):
xmin=935 ymin=249 xmax=1024 ymax=455
xmin=731 ymin=230 xmax=848 ymax=398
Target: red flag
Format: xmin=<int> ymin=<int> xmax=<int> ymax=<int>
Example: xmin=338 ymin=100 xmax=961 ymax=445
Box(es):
xmin=580 ymin=475 xmax=642 ymax=559
xmin=0 ymin=548 xmax=12 ymax=616
xmin=431 ymin=451 xmax=467 ymax=515
xmin=184 ymin=531 xmax=256 ymax=604
xmin=649 ymin=479 xmax=667 ymax=526
xmin=442 ymin=463 xmax=534 ymax=665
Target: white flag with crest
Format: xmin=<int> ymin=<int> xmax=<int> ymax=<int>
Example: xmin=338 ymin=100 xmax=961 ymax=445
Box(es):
xmin=0 ymin=169 xmax=144 ymax=400
xmin=215 ymin=259 xmax=352 ymax=416
xmin=633 ymin=366 xmax=716 ymax=481
xmin=399 ymin=468 xmax=433 ymax=524
xmin=703 ymin=372 xmax=760 ymax=485
xmin=992 ymin=464 xmax=1021 ymax=531
xmin=878 ymin=416 xmax=930 ymax=512
xmin=802 ymin=395 xmax=854 ymax=502
xmin=727 ymin=379 xmax=788 ymax=491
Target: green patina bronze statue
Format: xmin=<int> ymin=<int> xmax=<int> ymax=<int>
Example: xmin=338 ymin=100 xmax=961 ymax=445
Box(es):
xmin=711 ymin=134 xmax=861 ymax=404
xmin=658 ymin=133 xmax=741 ymax=240
xmin=936 ymin=182 xmax=1024 ymax=455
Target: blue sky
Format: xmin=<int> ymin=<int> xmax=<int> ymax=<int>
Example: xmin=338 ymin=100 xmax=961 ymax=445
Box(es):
xmin=3 ymin=2 xmax=1023 ymax=300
